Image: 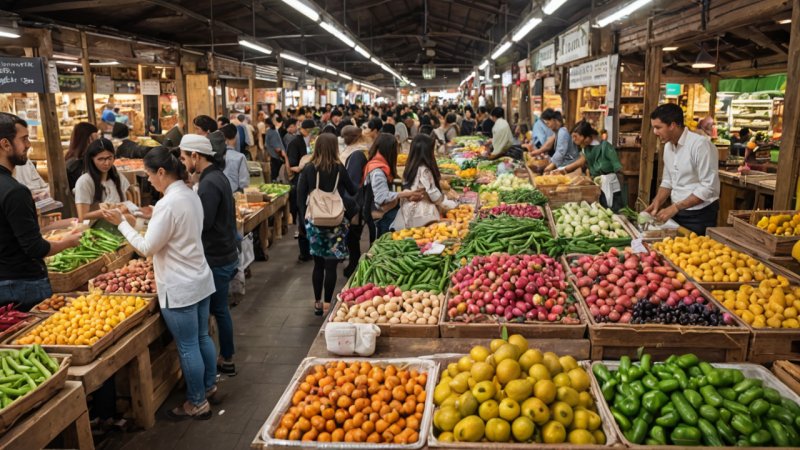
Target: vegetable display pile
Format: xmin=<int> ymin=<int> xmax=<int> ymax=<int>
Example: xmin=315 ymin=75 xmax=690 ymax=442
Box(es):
xmin=545 ymin=235 xmax=632 ymax=257
xmin=15 ymin=294 xmax=150 ymax=346
xmin=46 ymin=229 xmax=125 ymax=273
xmin=351 ymin=245 xmax=452 ymax=294
xmin=479 ymin=191 xmax=500 ymax=208
xmin=333 ymin=285 xmax=442 ymax=325
xmin=653 ymin=234 xmax=773 ymax=283
xmin=478 ymin=204 xmax=543 ymax=220
xmin=457 ymin=216 xmax=553 ymax=257
xmin=712 ymin=276 xmax=800 ymax=328
xmin=433 ymin=335 xmax=605 ymax=444
xmin=447 ymin=253 xmax=579 ymax=324
xmin=35 ymin=295 xmax=70 ymax=312
xmin=258 ymin=183 xmax=291 ymax=197
xmin=273 ymin=361 xmax=428 ymax=444
xmin=499 ymin=188 xmax=548 ymax=206
xmin=757 ymin=213 xmax=800 ymax=236
xmin=0 ymin=305 xmax=30 ymax=331
xmin=0 ymin=345 xmax=61 ymax=409
xmin=91 ymin=259 xmax=155 ymax=294
xmin=553 ymin=202 xmax=629 ymax=239
xmin=594 ymin=352 xmax=800 ymax=447
xmin=481 ymin=174 xmax=532 ymax=192
xmin=533 ymin=174 xmax=572 ymax=186
xmin=570 ymin=249 xmax=733 ymax=325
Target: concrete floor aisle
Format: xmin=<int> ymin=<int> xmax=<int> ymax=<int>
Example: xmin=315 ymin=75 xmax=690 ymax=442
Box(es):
xmin=104 ymin=225 xmax=346 ymax=450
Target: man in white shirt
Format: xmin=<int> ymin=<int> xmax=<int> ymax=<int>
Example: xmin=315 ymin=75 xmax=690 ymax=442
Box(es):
xmin=644 ymin=103 xmax=720 ymax=235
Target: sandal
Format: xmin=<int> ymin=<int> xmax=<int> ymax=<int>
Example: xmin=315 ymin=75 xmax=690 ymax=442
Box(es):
xmin=314 ymin=301 xmax=323 ymax=316
xmin=323 ymin=302 xmax=331 ymax=315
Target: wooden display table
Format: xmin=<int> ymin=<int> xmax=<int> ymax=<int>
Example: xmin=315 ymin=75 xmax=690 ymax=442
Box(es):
xmin=241 ymin=194 xmax=290 ymax=261
xmin=0 ymin=381 xmax=94 ymax=450
xmin=67 ymin=313 xmax=181 ymax=430
xmin=718 ymin=169 xmax=776 ymax=227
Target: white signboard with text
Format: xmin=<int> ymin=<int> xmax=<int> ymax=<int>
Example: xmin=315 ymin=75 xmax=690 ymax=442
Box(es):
xmin=557 ymin=21 xmax=590 ymax=64
xmin=533 ymin=43 xmax=556 ymax=71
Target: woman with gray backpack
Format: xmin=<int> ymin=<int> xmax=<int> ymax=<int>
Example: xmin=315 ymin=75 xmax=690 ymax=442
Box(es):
xmin=296 ymin=133 xmax=358 ymax=315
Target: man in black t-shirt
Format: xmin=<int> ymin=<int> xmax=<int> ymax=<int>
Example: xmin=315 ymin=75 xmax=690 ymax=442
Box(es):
xmin=287 ymin=119 xmax=315 ymax=261
xmin=0 ymin=113 xmax=81 ymax=310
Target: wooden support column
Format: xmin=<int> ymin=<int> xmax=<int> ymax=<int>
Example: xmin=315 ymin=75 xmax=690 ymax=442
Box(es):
xmin=774 ymin=0 xmax=800 ymax=209
xmin=80 ymin=32 xmax=96 ymax=125
xmin=708 ymin=74 xmax=720 ymax=118
xmin=277 ymin=56 xmax=285 ymax=110
xmin=249 ymin=70 xmax=256 ymax=117
xmin=36 ymin=29 xmax=75 ymax=217
xmin=638 ymin=39 xmax=663 ymax=207
xmin=175 ymin=53 xmax=188 ymax=132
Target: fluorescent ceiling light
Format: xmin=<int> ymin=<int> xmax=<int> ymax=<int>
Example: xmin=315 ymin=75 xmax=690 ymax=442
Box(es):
xmin=543 ymin=0 xmax=569 ymax=15
xmin=280 ymin=52 xmax=308 ymax=65
xmin=778 ymin=19 xmax=792 ymax=24
xmin=339 ymin=73 xmax=352 ymax=80
xmin=238 ymin=39 xmax=272 ymax=55
xmin=54 ymin=61 xmax=82 ymax=66
xmin=410 ymin=82 xmax=417 ymax=87
xmin=354 ymin=45 xmax=370 ymax=58
xmin=512 ymin=17 xmax=543 ymax=42
xmin=597 ymin=0 xmax=652 ymax=27
xmin=308 ymin=62 xmax=325 ymax=71
xmin=325 ymin=68 xmax=337 ymax=75
xmin=91 ymin=61 xmax=120 ymax=66
xmin=491 ymin=42 xmax=512 ymax=60
xmin=663 ymin=46 xmax=679 ymax=51
xmin=493 ymin=74 xmax=500 ymax=79
xmin=479 ymin=60 xmax=489 ymax=70
xmin=281 ymin=0 xmax=319 ymax=22
xmin=53 ymin=54 xmax=79 ymax=61
xmin=0 ymin=25 xmax=20 ymax=39
xmin=370 ymin=57 xmax=381 ymax=65
xmin=320 ymin=21 xmax=355 ymax=48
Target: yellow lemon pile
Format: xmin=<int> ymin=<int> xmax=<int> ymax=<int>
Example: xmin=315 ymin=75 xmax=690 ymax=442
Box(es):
xmin=713 ymin=276 xmax=800 ymax=328
xmin=756 ymin=213 xmax=800 ymax=236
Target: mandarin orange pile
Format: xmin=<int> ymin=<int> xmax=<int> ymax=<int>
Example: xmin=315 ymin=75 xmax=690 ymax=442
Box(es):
xmin=274 ymin=361 xmax=428 ymax=444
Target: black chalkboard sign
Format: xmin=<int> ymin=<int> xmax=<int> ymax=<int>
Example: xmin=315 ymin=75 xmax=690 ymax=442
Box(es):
xmin=0 ymin=57 xmax=47 ymax=93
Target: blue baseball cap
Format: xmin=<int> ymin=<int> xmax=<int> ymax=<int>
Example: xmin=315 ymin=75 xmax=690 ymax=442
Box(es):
xmin=101 ymin=110 xmax=116 ymax=124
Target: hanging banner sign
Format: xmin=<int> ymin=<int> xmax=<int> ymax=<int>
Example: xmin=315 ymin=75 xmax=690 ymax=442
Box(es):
xmin=557 ymin=21 xmax=590 ymax=64
xmin=532 ymin=43 xmax=556 ymax=71
xmin=0 ymin=57 xmax=48 ymax=93
xmin=501 ymin=70 xmax=512 ymax=87
xmin=95 ymin=75 xmax=113 ymax=94
xmin=569 ymin=56 xmax=611 ymax=89
xmin=141 ymin=79 xmax=161 ymax=95
xmin=518 ymin=59 xmax=528 ymax=82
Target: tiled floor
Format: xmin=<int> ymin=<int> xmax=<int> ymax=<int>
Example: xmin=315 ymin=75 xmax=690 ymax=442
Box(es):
xmin=103 ymin=225 xmax=345 ymax=450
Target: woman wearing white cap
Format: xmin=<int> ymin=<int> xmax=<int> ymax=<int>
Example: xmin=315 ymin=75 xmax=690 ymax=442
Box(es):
xmin=102 ymin=143 xmax=217 ymax=420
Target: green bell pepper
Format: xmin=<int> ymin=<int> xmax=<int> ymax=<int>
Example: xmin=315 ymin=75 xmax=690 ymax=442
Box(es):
xmin=676 ymin=353 xmax=699 ymax=369
xmin=763 ymin=387 xmax=781 ymax=404
xmin=719 ymin=387 xmax=738 ymax=401
xmin=670 ymin=425 xmax=702 ymax=446
xmin=731 ymin=414 xmax=756 ymax=435
xmin=766 ymin=419 xmax=789 ymax=447
xmin=700 ymin=385 xmax=724 ymax=407
xmin=698 ymin=417 xmax=723 ymax=447
xmin=624 ymin=418 xmax=648 ymax=444
xmin=657 ymin=379 xmax=680 ymax=392
xmin=642 ymin=390 xmax=669 ymax=413
xmin=767 ymin=404 xmax=795 ymax=425
xmin=749 ymin=429 xmax=772 ymax=446
xmin=642 ymin=374 xmax=659 ymax=390
xmin=716 ymin=418 xmax=737 ymax=445
xmin=655 ymin=411 xmax=680 ymax=427
xmin=684 ymin=389 xmax=704 ymax=409
xmin=749 ymin=398 xmax=770 ymax=417
xmin=699 ymin=404 xmax=720 ymax=422
xmin=648 ymin=425 xmax=667 ymax=445
xmin=671 ymin=391 xmax=698 ymax=425
xmin=610 ymin=406 xmax=631 ymax=431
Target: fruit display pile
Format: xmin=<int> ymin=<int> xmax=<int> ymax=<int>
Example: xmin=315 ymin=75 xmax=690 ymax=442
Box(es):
xmin=390 ymin=204 xmax=474 ymax=246
xmin=712 ymin=276 xmax=800 ymax=328
xmin=272 ymin=361 xmax=429 ymax=444
xmin=432 ymin=335 xmax=606 ymax=444
xmin=534 ymin=174 xmax=572 ymax=186
xmin=553 ymin=202 xmax=630 ymax=239
xmin=447 ymin=254 xmax=579 ymax=324
xmin=46 ymin=229 xmax=125 ymax=273
xmin=478 ymin=204 xmax=543 ymax=219
xmin=653 ymin=234 xmax=774 ymax=283
xmin=350 ymin=241 xmax=453 ymax=294
xmin=570 ymin=248 xmax=731 ymax=325
xmin=0 ymin=345 xmax=61 ymax=410
xmin=90 ymin=259 xmax=155 ymax=294
xmin=457 ymin=216 xmax=553 ymax=257
xmin=756 ymin=213 xmax=800 ymax=236
xmin=14 ymin=294 xmax=150 ymax=346
xmin=258 ymin=183 xmax=291 ymax=197
xmin=333 ymin=285 xmax=442 ymax=325
xmin=595 ymin=352 xmax=800 ymax=446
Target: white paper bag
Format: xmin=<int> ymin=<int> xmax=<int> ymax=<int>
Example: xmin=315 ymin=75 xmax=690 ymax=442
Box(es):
xmin=324 ymin=322 xmax=381 ymax=356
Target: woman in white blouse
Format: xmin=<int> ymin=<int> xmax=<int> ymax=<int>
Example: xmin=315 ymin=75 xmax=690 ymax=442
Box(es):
xmin=74 ymin=138 xmax=132 ymax=221
xmin=102 ymin=147 xmax=217 ymax=420
xmin=393 ymin=134 xmax=456 ymax=229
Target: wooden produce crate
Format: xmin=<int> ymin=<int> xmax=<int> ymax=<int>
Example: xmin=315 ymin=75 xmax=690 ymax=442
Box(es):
xmin=101 ymin=243 xmax=135 ymax=272
xmin=539 ymin=184 xmax=601 ymax=208
xmin=573 ymin=284 xmax=751 ymax=362
xmin=0 ymin=297 xmax=155 ymax=365
xmin=47 ymin=256 xmax=106 ymax=293
xmin=772 ymin=361 xmax=800 ymax=396
xmin=708 ymin=226 xmax=800 ymax=278
xmin=324 ymin=298 xmax=441 ymax=339
xmin=728 ymin=209 xmax=800 ymax=256
xmin=0 ymin=354 xmax=71 ymax=436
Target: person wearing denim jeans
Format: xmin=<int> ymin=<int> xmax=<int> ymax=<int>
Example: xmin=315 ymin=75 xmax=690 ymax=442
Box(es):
xmin=104 ymin=145 xmax=217 ymax=420
xmin=160 ymin=296 xmax=217 ymax=407
xmin=0 ymin=278 xmax=52 ymax=312
xmin=182 ymin=130 xmax=240 ymax=376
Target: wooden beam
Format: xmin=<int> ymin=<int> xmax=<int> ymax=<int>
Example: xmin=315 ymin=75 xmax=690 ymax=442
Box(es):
xmin=638 ymin=37 xmax=663 ymax=209
xmin=708 ymin=74 xmax=720 ymax=117
xmin=79 ymin=32 xmax=96 ymax=125
xmin=35 ymin=29 xmax=76 ymax=217
xmin=744 ymin=26 xmax=788 ymax=55
xmin=774 ymin=0 xmax=800 ymax=209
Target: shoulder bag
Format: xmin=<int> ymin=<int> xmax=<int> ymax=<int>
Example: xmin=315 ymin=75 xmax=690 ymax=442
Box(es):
xmin=305 ymin=169 xmax=345 ymax=227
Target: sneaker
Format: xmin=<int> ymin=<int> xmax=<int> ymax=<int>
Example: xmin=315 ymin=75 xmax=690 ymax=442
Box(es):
xmin=166 ymin=400 xmax=212 ymax=421
xmin=218 ymin=362 xmax=238 ymax=377
xmin=206 ymin=385 xmax=224 ymax=405
xmin=294 ymin=231 xmax=299 ymax=239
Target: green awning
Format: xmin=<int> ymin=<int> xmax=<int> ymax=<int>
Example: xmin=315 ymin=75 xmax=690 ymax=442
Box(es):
xmin=702 ymin=74 xmax=786 ymax=93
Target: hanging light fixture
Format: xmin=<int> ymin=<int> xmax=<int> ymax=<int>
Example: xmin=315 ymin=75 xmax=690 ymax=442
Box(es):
xmin=422 ymin=64 xmax=436 ymax=80
xmin=692 ymin=42 xmax=716 ymax=69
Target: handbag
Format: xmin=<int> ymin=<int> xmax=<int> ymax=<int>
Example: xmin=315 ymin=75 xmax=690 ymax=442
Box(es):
xmin=305 ymin=169 xmax=345 ymax=227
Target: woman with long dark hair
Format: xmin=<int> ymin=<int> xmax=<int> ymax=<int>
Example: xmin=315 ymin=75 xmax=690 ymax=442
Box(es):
xmin=393 ymin=134 xmax=455 ymax=229
xmin=297 ymin=134 xmax=357 ymax=315
xmin=362 ymin=133 xmax=422 ymax=238
xmin=102 ymin=146 xmax=217 ymax=420
xmin=74 ymin=138 xmax=131 ymax=220
xmin=65 ymin=122 xmax=99 ymax=190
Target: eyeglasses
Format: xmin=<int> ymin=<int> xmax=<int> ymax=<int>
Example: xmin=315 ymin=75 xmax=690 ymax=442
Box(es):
xmin=95 ymin=156 xmax=115 ymax=163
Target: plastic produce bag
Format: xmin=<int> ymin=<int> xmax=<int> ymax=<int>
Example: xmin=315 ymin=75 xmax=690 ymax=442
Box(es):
xmin=325 ymin=322 xmax=381 ymax=356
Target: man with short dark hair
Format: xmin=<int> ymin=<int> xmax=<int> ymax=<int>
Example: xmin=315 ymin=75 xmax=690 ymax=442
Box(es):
xmin=486 ymin=108 xmax=513 ymax=160
xmin=193 ymin=115 xmax=218 ymax=136
xmin=529 ymin=108 xmax=556 ymax=156
xmin=0 ymin=113 xmax=81 ymax=310
xmin=444 ymin=114 xmax=459 ymax=142
xmin=644 ymin=103 xmax=720 ymax=235
xmin=112 ymin=122 xmax=149 ymax=159
xmin=478 ymin=106 xmax=494 ymax=137
xmin=283 ymin=118 xmax=298 ymax=150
